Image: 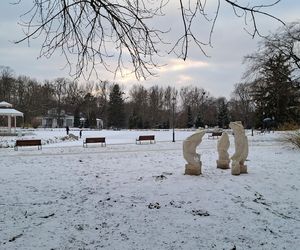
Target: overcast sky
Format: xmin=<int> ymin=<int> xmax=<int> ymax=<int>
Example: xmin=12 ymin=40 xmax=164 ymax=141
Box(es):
xmin=0 ymin=1 xmax=299 ymax=99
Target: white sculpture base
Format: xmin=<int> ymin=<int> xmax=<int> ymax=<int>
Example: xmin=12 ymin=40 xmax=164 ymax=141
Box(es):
xmin=240 ymin=164 xmax=248 ymax=174
xmin=231 ymin=162 xmax=240 ymax=175
xmin=185 ymin=163 xmax=202 ymax=176
xmin=231 ymin=162 xmax=248 ymax=175
xmin=216 ymin=160 xmax=230 ymax=169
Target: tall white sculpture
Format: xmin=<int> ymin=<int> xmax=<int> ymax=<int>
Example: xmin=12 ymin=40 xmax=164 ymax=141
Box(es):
xmin=216 ymin=132 xmax=230 ymax=169
xmin=240 ymin=134 xmax=249 ymax=173
xmin=183 ymin=129 xmax=206 ymax=175
xmin=229 ymin=121 xmax=248 ymax=175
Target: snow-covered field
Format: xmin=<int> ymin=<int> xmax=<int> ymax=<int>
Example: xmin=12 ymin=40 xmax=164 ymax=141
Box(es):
xmin=0 ymin=129 xmax=299 ymax=250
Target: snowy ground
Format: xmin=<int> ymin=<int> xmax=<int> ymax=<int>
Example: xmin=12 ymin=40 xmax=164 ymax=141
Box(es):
xmin=0 ymin=129 xmax=299 ymax=250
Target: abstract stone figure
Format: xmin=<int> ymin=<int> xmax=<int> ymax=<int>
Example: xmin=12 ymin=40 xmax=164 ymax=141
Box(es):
xmin=216 ymin=132 xmax=230 ymax=169
xmin=240 ymin=135 xmax=249 ymax=173
xmin=183 ymin=129 xmax=206 ymax=175
xmin=229 ymin=121 xmax=248 ymax=175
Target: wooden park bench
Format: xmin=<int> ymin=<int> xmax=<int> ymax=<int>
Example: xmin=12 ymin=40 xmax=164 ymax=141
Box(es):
xmin=14 ymin=139 xmax=42 ymax=151
xmin=208 ymin=132 xmax=222 ymax=139
xmin=136 ymin=135 xmax=155 ymax=144
xmin=83 ymin=137 xmax=106 ymax=147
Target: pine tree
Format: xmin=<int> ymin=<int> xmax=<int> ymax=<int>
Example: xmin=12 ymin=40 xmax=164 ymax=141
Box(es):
xmin=194 ymin=111 xmax=204 ymax=128
xmin=187 ymin=105 xmax=193 ymax=128
xmin=217 ymin=98 xmax=229 ymax=128
xmin=108 ymin=84 xmax=125 ymax=128
xmin=84 ymin=118 xmax=90 ymax=128
xmin=89 ymin=110 xmax=97 ymax=128
xmin=73 ymin=107 xmax=80 ymax=127
xmin=251 ymin=53 xmax=299 ymax=126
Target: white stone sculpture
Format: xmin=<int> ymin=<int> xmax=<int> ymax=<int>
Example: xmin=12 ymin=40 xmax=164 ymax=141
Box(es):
xmin=240 ymin=135 xmax=249 ymax=173
xmin=229 ymin=121 xmax=248 ymax=175
xmin=183 ymin=129 xmax=206 ymax=175
xmin=216 ymin=132 xmax=230 ymax=169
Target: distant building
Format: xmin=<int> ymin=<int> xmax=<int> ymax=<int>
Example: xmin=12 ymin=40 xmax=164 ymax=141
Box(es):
xmin=79 ymin=117 xmax=103 ymax=129
xmin=39 ymin=109 xmax=74 ymax=128
xmin=96 ymin=118 xmax=104 ymax=129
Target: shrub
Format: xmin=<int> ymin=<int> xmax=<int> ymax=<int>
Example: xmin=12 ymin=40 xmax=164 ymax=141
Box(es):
xmin=283 ymin=131 xmax=300 ymax=149
xmin=31 ymin=118 xmax=41 ymax=129
xmin=278 ymin=122 xmax=300 ymax=131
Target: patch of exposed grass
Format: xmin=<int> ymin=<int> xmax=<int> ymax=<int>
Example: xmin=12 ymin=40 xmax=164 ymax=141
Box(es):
xmin=278 ymin=122 xmax=300 ymax=131
xmin=283 ymin=131 xmax=300 ymax=149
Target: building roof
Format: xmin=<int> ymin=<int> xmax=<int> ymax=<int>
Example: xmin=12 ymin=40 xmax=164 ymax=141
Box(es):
xmin=0 ymin=101 xmax=13 ymax=108
xmin=0 ymin=108 xmax=23 ymax=116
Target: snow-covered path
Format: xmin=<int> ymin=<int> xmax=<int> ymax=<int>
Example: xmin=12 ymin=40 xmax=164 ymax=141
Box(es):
xmin=0 ymin=130 xmax=299 ymax=249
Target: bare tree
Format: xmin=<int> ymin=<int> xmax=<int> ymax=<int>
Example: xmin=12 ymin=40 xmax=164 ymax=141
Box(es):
xmin=172 ymin=0 xmax=283 ymax=59
xmin=179 ymin=85 xmax=207 ymax=124
xmin=148 ymin=85 xmax=164 ymax=127
xmin=52 ymin=78 xmax=69 ymax=127
xmin=95 ymin=80 xmax=111 ymax=127
xmin=229 ymin=82 xmax=255 ymax=128
xmin=0 ymin=66 xmax=15 ymax=102
xmin=127 ymin=84 xmax=148 ymax=128
xmin=244 ymin=22 xmax=300 ymax=84
xmin=15 ymin=0 xmax=284 ymax=80
xmin=264 ymin=22 xmax=300 ymax=71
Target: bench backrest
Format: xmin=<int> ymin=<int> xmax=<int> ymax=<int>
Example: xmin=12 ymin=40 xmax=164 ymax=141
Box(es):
xmin=138 ymin=135 xmax=155 ymax=140
xmin=85 ymin=137 xmax=105 ymax=143
xmin=16 ymin=139 xmax=42 ymax=146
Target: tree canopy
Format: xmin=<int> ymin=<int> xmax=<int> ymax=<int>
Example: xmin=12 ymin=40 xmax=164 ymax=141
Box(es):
xmin=15 ymin=0 xmax=284 ymax=80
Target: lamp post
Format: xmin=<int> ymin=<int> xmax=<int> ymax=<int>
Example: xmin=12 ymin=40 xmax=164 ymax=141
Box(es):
xmin=172 ymin=97 xmax=176 ymax=142
xmin=201 ymin=91 xmax=206 ymax=128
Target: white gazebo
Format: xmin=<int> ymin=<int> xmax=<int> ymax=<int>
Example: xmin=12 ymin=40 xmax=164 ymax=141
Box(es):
xmin=0 ymin=101 xmax=23 ymax=135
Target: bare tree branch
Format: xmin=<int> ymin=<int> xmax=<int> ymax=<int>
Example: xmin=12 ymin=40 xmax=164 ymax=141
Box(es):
xmin=14 ymin=0 xmax=284 ymax=80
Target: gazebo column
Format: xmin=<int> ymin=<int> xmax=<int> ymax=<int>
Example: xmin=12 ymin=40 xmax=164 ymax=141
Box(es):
xmin=14 ymin=116 xmax=17 ymax=133
xmin=8 ymin=115 xmax=12 ymax=133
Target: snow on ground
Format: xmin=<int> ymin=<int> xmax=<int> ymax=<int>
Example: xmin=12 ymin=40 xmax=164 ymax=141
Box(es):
xmin=0 ymin=129 xmax=299 ymax=250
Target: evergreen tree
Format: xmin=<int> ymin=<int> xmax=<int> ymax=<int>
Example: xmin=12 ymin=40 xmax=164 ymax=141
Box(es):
xmin=108 ymin=84 xmax=125 ymax=128
xmin=84 ymin=118 xmax=90 ymax=128
xmin=251 ymin=53 xmax=299 ymax=126
xmin=89 ymin=110 xmax=97 ymax=128
xmin=217 ymin=98 xmax=229 ymax=128
xmin=128 ymin=115 xmax=136 ymax=129
xmin=73 ymin=107 xmax=80 ymax=127
xmin=194 ymin=111 xmax=204 ymax=128
xmin=187 ymin=105 xmax=193 ymax=128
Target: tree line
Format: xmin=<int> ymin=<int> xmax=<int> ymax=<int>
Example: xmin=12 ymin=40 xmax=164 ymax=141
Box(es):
xmin=0 ymin=69 xmax=230 ymax=129
xmin=1 ymin=23 xmax=299 ymax=130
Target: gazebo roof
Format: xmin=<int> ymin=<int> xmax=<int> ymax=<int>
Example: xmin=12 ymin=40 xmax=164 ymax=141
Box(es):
xmin=0 ymin=108 xmax=23 ymax=116
xmin=0 ymin=101 xmax=23 ymax=116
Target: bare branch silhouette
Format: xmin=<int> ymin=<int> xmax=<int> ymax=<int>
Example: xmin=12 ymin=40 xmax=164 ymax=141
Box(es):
xmin=14 ymin=0 xmax=284 ymax=79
